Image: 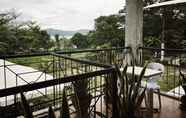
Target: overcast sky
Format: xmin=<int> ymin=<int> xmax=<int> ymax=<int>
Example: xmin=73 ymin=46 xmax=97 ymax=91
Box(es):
xmin=0 ymin=0 xmax=125 ymax=30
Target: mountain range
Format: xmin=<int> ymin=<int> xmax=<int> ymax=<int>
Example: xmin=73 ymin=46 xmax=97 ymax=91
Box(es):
xmin=46 ymin=28 xmax=90 ymax=38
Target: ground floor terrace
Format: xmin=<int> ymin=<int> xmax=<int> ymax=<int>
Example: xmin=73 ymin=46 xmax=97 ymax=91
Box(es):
xmin=0 ymin=47 xmax=186 ymax=118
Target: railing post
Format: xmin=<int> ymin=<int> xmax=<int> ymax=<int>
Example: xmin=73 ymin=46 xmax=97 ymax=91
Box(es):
xmin=137 ymin=47 xmax=143 ymax=66
xmin=52 ymin=55 xmax=56 ymax=106
xmin=3 ymin=59 xmax=7 ymax=106
xmin=109 ymin=50 xmax=112 ymax=65
xmin=111 ymin=69 xmax=119 ymax=118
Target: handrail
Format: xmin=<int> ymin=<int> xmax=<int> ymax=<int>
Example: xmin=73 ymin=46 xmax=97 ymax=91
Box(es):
xmin=139 ymin=47 xmax=186 ymax=53
xmin=0 ymin=47 xmax=130 ymax=59
xmin=56 ymin=47 xmax=130 ymax=54
xmin=51 ymin=52 xmax=112 ymax=68
xmin=0 ymin=67 xmax=115 ymax=97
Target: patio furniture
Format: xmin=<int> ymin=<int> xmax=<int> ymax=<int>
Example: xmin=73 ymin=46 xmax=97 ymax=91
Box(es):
xmin=142 ymin=62 xmax=164 ymax=111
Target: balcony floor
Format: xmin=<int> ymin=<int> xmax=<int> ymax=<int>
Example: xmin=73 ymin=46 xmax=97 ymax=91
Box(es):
xmin=152 ymin=94 xmax=186 ymax=118
xmin=31 ymin=94 xmax=186 ymax=118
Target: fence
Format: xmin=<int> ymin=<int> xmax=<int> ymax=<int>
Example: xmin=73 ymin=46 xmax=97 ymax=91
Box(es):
xmin=0 ymin=52 xmax=118 ymax=117
xmin=1 ymin=46 xmax=185 ymax=117
xmin=140 ymin=47 xmax=186 ymax=99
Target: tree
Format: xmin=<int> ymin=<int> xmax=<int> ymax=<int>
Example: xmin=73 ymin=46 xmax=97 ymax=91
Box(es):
xmin=93 ymin=14 xmax=125 ymax=47
xmin=55 ymin=34 xmax=61 ymax=50
xmin=0 ymin=11 xmax=54 ymax=54
xmin=144 ymin=36 xmax=161 ymax=47
xmin=0 ymin=11 xmax=19 ymax=54
xmin=71 ymin=33 xmax=88 ymax=49
xmin=61 ymin=38 xmax=73 ymax=50
xmin=143 ymin=0 xmax=186 ymax=49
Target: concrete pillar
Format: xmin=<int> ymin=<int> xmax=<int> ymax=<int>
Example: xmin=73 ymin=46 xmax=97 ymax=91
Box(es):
xmin=125 ymin=0 xmax=143 ymax=64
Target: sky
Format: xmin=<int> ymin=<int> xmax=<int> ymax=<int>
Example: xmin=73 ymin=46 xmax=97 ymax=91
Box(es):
xmin=0 ymin=0 xmax=125 ymax=31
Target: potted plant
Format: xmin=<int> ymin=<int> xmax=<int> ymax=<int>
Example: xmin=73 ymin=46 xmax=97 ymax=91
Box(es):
xmin=71 ymin=79 xmax=92 ymax=118
xmin=20 ymin=88 xmax=71 ymax=118
xmin=114 ymin=64 xmax=147 ymax=118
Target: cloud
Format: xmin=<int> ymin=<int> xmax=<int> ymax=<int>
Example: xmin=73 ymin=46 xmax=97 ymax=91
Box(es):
xmin=0 ymin=0 xmax=125 ymax=30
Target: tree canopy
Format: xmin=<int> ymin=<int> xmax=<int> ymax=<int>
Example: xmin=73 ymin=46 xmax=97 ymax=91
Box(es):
xmin=71 ymin=33 xmax=89 ymax=49
xmin=70 ymin=13 xmax=125 ymax=49
xmin=0 ymin=11 xmax=54 ymax=55
xmin=143 ymin=0 xmax=186 ymax=49
xmin=2 ymin=1 xmax=186 ymax=54
xmin=93 ymin=14 xmax=125 ymax=47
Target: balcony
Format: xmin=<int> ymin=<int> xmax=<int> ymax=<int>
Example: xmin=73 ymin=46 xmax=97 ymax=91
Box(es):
xmin=0 ymin=47 xmax=186 ymax=118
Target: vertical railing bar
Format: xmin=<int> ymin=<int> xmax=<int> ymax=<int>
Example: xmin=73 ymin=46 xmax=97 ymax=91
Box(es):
xmin=55 ymin=56 xmax=57 ymax=104
xmin=178 ymin=54 xmax=181 ymax=96
xmin=58 ymin=56 xmax=61 ymax=100
xmin=173 ymin=58 xmax=176 ymax=94
xmin=52 ymin=55 xmax=56 ymax=106
xmin=45 ymin=71 xmax=47 ymax=95
xmin=88 ymin=67 xmax=91 ymax=118
xmin=111 ymin=70 xmax=118 ymax=118
xmin=57 ymin=57 xmax=59 ymax=104
xmin=105 ymin=74 xmax=108 ymax=117
xmin=180 ymin=53 xmax=182 ymax=96
xmin=65 ymin=57 xmax=67 ymax=77
xmin=100 ymin=74 xmax=103 ymax=118
xmin=166 ymin=62 xmax=169 ymax=89
xmin=14 ymin=74 xmax=18 ymax=110
xmin=94 ymin=67 xmax=97 ymax=118
xmin=3 ymin=59 xmax=7 ymax=106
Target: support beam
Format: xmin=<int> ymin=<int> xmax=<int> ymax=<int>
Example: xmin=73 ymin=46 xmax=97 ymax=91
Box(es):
xmin=125 ymin=0 xmax=143 ymax=64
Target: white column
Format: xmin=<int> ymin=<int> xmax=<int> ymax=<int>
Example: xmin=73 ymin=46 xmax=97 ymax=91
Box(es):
xmin=160 ymin=43 xmax=165 ymax=61
xmin=125 ymin=0 xmax=143 ymax=64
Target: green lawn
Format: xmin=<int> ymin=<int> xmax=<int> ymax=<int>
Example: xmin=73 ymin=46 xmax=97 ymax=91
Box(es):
xmin=8 ymin=55 xmax=182 ymax=92
xmin=8 ymin=56 xmax=53 ymax=70
xmin=158 ymin=65 xmax=181 ymax=92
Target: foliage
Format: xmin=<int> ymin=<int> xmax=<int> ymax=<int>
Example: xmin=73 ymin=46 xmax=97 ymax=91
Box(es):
xmin=71 ymin=33 xmax=89 ymax=49
xmin=143 ymin=0 xmax=186 ymax=49
xmin=48 ymin=106 xmax=56 ymax=118
xmin=61 ymin=37 xmax=73 ymax=50
xmin=0 ymin=11 xmax=54 ymax=55
xmin=54 ymin=34 xmax=61 ymax=50
xmin=163 ymin=6 xmax=186 ymax=49
xmin=60 ymin=88 xmax=70 ymax=118
xmin=20 ymin=88 xmax=71 ymax=118
xmin=144 ymin=36 xmax=161 ymax=47
xmin=69 ymin=12 xmax=125 ymax=49
xmin=94 ymin=111 xmax=107 ymax=118
xmin=93 ymin=14 xmax=124 ymax=47
xmin=72 ymin=79 xmax=92 ymax=118
xmin=115 ymin=64 xmax=147 ymax=118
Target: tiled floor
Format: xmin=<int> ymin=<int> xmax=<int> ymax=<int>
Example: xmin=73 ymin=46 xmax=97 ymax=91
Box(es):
xmin=152 ymin=95 xmax=186 ymax=118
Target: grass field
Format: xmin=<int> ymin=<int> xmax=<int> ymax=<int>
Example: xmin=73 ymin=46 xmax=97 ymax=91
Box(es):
xmin=7 ymin=54 xmax=183 ymax=92
xmin=158 ymin=65 xmax=181 ymax=92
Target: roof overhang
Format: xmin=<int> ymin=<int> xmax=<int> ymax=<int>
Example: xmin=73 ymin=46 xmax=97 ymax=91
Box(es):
xmin=144 ymin=0 xmax=186 ymax=9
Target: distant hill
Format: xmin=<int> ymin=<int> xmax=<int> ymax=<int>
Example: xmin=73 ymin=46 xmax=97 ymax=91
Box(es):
xmin=46 ymin=28 xmax=90 ymax=38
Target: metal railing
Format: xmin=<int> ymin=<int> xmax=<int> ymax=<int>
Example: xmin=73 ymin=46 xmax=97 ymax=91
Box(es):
xmin=139 ymin=47 xmax=186 ymax=99
xmin=0 ymin=47 xmax=129 ymax=117
xmin=1 ymin=46 xmax=185 ymax=117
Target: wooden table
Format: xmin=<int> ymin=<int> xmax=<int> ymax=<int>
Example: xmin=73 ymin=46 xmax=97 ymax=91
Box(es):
xmin=125 ymin=66 xmax=162 ymax=117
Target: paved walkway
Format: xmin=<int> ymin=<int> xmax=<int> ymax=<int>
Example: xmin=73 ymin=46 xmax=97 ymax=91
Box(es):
xmin=167 ymin=86 xmax=184 ymax=97
xmin=0 ymin=59 xmax=53 ymax=106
